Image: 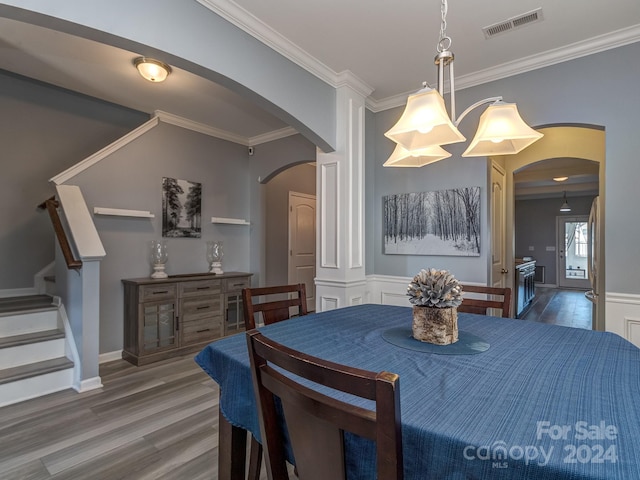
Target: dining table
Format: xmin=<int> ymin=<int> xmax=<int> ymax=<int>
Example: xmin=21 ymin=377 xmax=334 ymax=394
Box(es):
xmin=195 ymin=304 xmax=640 ymax=479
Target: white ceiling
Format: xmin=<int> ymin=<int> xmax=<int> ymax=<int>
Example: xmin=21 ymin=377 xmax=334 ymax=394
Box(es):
xmin=0 ymin=0 xmax=637 ymax=193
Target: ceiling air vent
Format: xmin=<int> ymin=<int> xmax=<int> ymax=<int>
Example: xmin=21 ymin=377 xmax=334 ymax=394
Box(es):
xmin=482 ymin=8 xmax=543 ymax=39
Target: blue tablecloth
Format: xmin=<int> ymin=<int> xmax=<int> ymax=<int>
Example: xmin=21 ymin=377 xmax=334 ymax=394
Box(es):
xmin=195 ymin=304 xmax=640 ymax=479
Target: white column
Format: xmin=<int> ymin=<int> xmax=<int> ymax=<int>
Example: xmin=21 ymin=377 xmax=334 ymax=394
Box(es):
xmin=316 ymin=75 xmax=371 ymax=311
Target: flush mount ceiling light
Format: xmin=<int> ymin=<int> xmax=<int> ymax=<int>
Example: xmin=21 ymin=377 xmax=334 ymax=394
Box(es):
xmin=384 ymin=0 xmax=543 ymax=166
xmin=553 ymin=176 xmax=569 ymax=182
xmin=134 ymin=57 xmax=172 ymax=82
xmin=559 ymin=191 xmax=571 ymax=212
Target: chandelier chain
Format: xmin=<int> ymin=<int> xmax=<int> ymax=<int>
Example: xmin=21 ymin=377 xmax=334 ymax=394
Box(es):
xmin=437 ymin=0 xmax=452 ymax=53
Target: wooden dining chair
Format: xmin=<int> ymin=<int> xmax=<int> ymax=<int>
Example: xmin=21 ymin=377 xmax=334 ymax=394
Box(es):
xmin=242 ymin=283 xmax=308 ymax=330
xmin=242 ymin=283 xmax=308 ymax=479
xmin=246 ymin=329 xmax=404 ymax=480
xmin=458 ymin=284 xmax=512 ymax=318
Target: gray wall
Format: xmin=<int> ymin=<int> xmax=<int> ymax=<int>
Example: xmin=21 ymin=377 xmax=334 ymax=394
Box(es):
xmin=0 ymin=70 xmax=147 ymax=289
xmin=67 ymin=122 xmax=250 ymax=353
xmin=265 ymin=163 xmax=316 ymax=287
xmin=515 ymin=196 xmax=596 ymax=285
xmin=370 ymin=42 xmax=640 ymax=295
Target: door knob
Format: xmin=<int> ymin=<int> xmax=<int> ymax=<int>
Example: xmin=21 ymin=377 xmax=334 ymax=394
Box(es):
xmin=501 ymin=268 xmax=509 ymax=274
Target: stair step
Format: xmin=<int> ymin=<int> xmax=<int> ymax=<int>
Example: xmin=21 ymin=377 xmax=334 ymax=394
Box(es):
xmin=0 ymin=295 xmax=56 ymax=317
xmin=0 ymin=357 xmax=73 ymax=385
xmin=0 ymin=329 xmax=65 ymax=349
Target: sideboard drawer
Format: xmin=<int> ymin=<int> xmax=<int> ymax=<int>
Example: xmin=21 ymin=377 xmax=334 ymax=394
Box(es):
xmin=224 ymin=277 xmax=251 ymax=293
xmin=180 ymin=295 xmax=223 ymax=322
xmin=140 ymin=283 xmax=177 ymax=302
xmin=181 ymin=316 xmax=223 ymax=345
xmin=179 ymin=279 xmax=222 ymax=297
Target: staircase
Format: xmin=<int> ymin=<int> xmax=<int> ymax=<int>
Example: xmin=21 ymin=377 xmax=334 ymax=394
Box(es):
xmin=0 ymin=295 xmax=74 ymax=407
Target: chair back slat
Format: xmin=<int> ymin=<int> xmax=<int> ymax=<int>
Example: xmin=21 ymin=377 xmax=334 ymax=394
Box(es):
xmin=458 ymin=284 xmax=512 ymax=318
xmin=247 ymin=330 xmax=403 ymax=480
xmin=242 ymin=283 xmax=308 ymax=329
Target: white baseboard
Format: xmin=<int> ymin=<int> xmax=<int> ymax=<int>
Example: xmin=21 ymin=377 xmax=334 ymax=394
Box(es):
xmin=73 ymin=376 xmax=103 ymax=393
xmin=0 ymin=287 xmax=38 ymax=298
xmin=99 ymin=350 xmax=123 ymax=364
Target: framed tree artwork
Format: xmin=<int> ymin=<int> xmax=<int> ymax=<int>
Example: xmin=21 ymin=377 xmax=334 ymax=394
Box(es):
xmin=162 ymin=177 xmax=202 ymax=238
xmin=383 ymin=186 xmax=480 ymax=256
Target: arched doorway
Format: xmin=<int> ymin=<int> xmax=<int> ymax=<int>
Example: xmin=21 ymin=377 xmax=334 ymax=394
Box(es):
xmin=263 ymin=162 xmax=316 ymax=310
xmin=493 ymin=124 xmax=605 ymax=329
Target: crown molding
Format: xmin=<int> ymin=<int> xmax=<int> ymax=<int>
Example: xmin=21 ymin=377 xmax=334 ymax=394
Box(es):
xmin=153 ymin=110 xmax=250 ymax=145
xmin=51 ymin=108 xmax=296 ymax=186
xmin=197 ymin=0 xmax=640 ymax=118
xmin=196 ymin=0 xmax=374 ymax=98
xmin=196 ymin=0 xmax=337 ymax=87
xmin=335 ymin=70 xmax=374 ymax=98
xmin=248 ymin=126 xmax=298 ymax=146
xmin=367 ymin=24 xmax=640 ymax=112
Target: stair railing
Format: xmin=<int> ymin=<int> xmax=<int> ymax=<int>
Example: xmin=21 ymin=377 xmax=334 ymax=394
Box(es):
xmin=38 ymin=196 xmax=82 ymax=270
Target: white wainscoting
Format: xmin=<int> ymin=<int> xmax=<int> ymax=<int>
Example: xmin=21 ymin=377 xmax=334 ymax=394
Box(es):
xmin=606 ymin=292 xmax=640 ymax=348
xmin=366 ymin=275 xmax=483 ymax=307
xmin=366 ymin=275 xmax=412 ymax=306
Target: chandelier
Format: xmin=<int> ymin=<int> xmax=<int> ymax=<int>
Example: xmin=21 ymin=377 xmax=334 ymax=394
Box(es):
xmin=384 ymin=0 xmax=543 ymax=167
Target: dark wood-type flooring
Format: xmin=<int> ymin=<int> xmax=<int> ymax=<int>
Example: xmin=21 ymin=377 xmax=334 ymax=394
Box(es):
xmin=0 ymin=289 xmax=592 ymax=479
xmin=0 ymin=355 xmax=233 ymax=480
xmin=519 ymin=286 xmax=592 ymax=329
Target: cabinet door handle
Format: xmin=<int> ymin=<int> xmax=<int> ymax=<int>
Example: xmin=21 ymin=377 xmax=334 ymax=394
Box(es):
xmin=153 ymin=290 xmax=169 ymax=295
xmin=233 ymin=283 xmax=244 ymax=287
xmin=196 ymin=328 xmax=211 ymax=333
xmin=176 ymin=316 xmax=179 ymax=331
xmin=197 ymin=305 xmax=211 ymax=310
xmin=196 ymin=286 xmax=210 ymax=290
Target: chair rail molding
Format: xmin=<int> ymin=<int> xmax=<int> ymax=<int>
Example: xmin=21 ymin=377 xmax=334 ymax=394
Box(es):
xmin=605 ymin=292 xmax=640 ymax=348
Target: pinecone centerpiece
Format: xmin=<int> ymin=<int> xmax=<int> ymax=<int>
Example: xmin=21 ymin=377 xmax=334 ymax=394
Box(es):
xmin=407 ymin=268 xmax=463 ymax=345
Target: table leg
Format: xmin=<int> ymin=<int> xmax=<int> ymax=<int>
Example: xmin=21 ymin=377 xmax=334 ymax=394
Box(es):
xmin=218 ymin=406 xmax=247 ymax=480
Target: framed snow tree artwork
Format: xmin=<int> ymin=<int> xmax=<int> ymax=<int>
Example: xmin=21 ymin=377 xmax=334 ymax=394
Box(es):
xmin=162 ymin=177 xmax=202 ymax=238
xmin=383 ymin=187 xmax=480 ymax=256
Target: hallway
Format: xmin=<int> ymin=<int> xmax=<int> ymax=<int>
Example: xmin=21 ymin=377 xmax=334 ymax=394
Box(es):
xmin=519 ymin=287 xmax=592 ymax=329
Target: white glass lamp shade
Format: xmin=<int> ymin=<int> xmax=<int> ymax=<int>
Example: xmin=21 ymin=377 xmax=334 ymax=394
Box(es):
xmin=385 ymin=87 xmax=465 ymax=150
xmin=383 ymin=143 xmax=451 ymax=167
xmin=134 ymin=57 xmax=171 ymax=83
xmin=462 ymin=102 xmax=543 ymax=157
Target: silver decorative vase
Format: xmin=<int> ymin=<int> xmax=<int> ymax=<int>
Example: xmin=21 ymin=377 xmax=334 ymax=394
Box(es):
xmin=206 ymin=241 xmax=224 ymax=274
xmin=150 ymin=240 xmax=168 ymax=279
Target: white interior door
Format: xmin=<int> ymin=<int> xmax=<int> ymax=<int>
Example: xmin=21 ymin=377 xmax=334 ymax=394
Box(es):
xmin=288 ymin=192 xmax=316 ymax=311
xmin=491 ymin=162 xmax=507 ymax=288
xmin=557 ymin=216 xmax=590 ymax=289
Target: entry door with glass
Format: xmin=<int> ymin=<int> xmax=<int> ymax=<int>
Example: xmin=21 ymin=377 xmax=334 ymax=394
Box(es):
xmin=557 ymin=216 xmax=590 ymax=289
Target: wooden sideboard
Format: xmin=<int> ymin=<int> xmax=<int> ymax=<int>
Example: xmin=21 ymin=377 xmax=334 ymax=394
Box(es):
xmin=122 ymin=272 xmax=252 ymax=366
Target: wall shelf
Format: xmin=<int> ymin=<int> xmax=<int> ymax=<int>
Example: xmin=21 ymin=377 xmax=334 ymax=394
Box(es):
xmin=211 ymin=216 xmax=250 ymax=225
xmin=94 ymin=207 xmax=155 ymax=218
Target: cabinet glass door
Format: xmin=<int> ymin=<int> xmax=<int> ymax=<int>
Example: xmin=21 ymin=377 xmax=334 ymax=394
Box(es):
xmin=225 ymin=293 xmax=245 ymax=335
xmin=143 ymin=301 xmax=177 ymax=351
